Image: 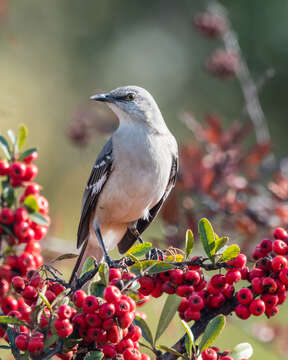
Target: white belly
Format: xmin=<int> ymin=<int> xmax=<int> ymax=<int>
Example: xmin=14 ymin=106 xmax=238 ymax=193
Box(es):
xmin=95 ymin=125 xmax=174 ymax=226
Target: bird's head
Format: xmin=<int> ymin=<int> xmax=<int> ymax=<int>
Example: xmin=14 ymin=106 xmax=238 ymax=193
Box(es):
xmin=90 ymin=86 xmax=165 ymax=128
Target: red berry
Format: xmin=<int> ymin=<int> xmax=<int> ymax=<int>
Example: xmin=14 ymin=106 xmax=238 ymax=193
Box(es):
xmin=115 ymin=298 xmax=130 ymax=316
xmin=10 ymin=161 xmax=26 ymax=179
xmin=169 ymin=269 xmax=184 ymax=285
xmin=271 ymin=255 xmax=288 ymax=272
xmin=274 ymin=227 xmax=288 ymax=240
xmin=259 ymin=239 xmax=273 ymax=253
xmin=57 ymin=323 xmax=73 ymax=338
xmin=184 ymin=308 xmax=201 ymax=321
xmin=0 ymin=279 xmax=9 ymax=296
xmin=262 ymin=277 xmax=277 ymax=293
xmin=82 ymin=295 xmax=99 ymax=313
xmin=188 ymin=293 xmax=204 ymax=311
xmin=210 ymin=293 xmax=226 ymax=308
xmin=102 ymin=344 xmax=116 ymax=358
xmin=261 ymin=294 xmax=278 ymax=309
xmin=161 ymin=281 xmax=176 ymax=294
xmin=12 ymin=276 xmax=26 ymax=293
xmin=272 ymin=240 xmax=288 ymax=255
xmin=265 ymin=305 xmax=279 ymax=318
xmin=102 ymin=317 xmax=114 ymax=330
xmin=87 ymin=327 xmax=107 ymax=343
xmin=201 ymin=348 xmax=217 ymax=360
xmin=225 ymin=270 xmax=241 ymax=284
xmin=0 ymin=159 xmax=10 ymax=175
xmin=23 ymin=164 xmax=38 ymax=181
xmin=279 ymin=268 xmax=288 ymax=285
xmin=28 ymin=336 xmax=44 ymax=354
xmin=236 ymin=288 xmax=253 ymax=305
xmin=104 ymin=285 xmax=122 ymax=303
xmin=235 ymin=304 xmax=250 ymax=320
xmin=1 ymin=296 xmax=18 ymax=314
xmin=178 ymin=297 xmax=189 ymax=312
xmin=107 ymin=325 xmax=120 ymax=343
xmin=123 ymin=348 xmax=141 ymax=360
xmin=138 ymin=277 xmax=154 ymax=296
xmin=85 ymin=313 xmax=102 ymax=327
xmin=24 ymin=183 xmax=41 ymax=196
xmin=58 ymin=304 xmax=73 ymax=319
xmin=128 ymin=325 xmax=142 ymax=342
xmin=23 ymin=285 xmax=38 ymax=300
xmin=121 ymin=295 xmax=136 ymax=312
xmin=118 ymin=312 xmax=134 ymax=329
xmin=72 ymin=313 xmax=86 ymax=328
xmin=15 ymin=333 xmax=29 ymax=351
xmin=176 ymin=285 xmax=194 ymax=298
xmin=109 ymin=268 xmax=122 ymax=281
xmin=117 ymin=338 xmax=134 ymax=353
xmin=249 ymin=299 xmax=265 ymax=316
xmin=0 ymin=207 xmax=14 ymax=224
xmin=99 ymin=302 xmax=116 ymax=319
xmin=184 ymin=270 xmax=200 ymax=286
xmin=227 ymin=254 xmax=247 ymax=269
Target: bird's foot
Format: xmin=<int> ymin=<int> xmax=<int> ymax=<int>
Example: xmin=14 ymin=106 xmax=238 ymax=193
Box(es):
xmin=146 ymin=248 xmax=165 ymax=261
xmin=104 ymin=255 xmax=125 ymax=269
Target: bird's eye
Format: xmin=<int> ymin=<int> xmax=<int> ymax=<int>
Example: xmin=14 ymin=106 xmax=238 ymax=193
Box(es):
xmin=125 ymin=93 xmax=135 ymax=101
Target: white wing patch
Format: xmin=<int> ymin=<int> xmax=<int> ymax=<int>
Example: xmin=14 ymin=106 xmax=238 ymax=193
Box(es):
xmin=86 ymin=173 xmax=107 ymax=195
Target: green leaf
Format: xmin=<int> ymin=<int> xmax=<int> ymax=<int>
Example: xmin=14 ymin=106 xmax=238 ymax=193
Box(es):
xmin=214 ymin=236 xmax=229 ymax=254
xmin=18 ymin=147 xmax=37 ymax=161
xmin=50 ymin=253 xmax=78 ymax=264
xmin=199 ymin=315 xmax=226 ymax=352
xmin=0 ymin=223 xmax=14 ymax=236
xmin=185 ymin=229 xmax=194 ymax=259
xmin=155 ymin=294 xmax=182 ymax=342
xmin=0 ymin=315 xmax=27 ymax=326
xmin=98 ymin=262 xmax=109 ymax=285
xmin=80 ymin=256 xmax=96 ymax=277
xmin=198 ymin=218 xmax=215 ymax=263
xmin=0 ymin=135 xmax=11 ymax=159
xmin=130 ymin=260 xmax=176 ymax=276
xmin=84 ymin=351 xmax=104 ymax=360
xmin=44 ymin=334 xmax=58 ymax=350
xmin=220 ymin=244 xmax=240 ymax=262
xmin=157 ymin=345 xmax=186 ymax=359
xmin=17 ymin=124 xmax=28 ymax=150
xmin=89 ymin=281 xmax=105 ymax=298
xmin=24 ymin=194 xmax=39 ymax=212
xmin=6 ymin=327 xmax=19 ymax=358
xmin=29 ymin=212 xmax=50 ymax=226
xmin=39 ymin=292 xmax=52 ymax=312
xmin=7 ymin=129 xmax=17 ymax=154
xmin=2 ymin=185 xmax=15 ymax=207
xmin=126 ymin=242 xmax=152 ymax=257
xmin=134 ymin=315 xmax=154 ymax=346
xmin=0 ymin=345 xmax=11 ymax=349
xmin=231 ymin=343 xmax=253 ymax=360
xmin=181 ymin=320 xmax=195 ymax=357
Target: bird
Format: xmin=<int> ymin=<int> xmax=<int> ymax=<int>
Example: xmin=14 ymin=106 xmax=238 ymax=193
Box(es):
xmin=76 ymin=85 xmax=178 ymax=270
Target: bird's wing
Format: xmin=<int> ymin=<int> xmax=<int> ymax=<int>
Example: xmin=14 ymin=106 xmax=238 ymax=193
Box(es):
xmin=77 ymin=138 xmax=113 ymax=249
xmin=117 ymin=154 xmax=178 ymax=254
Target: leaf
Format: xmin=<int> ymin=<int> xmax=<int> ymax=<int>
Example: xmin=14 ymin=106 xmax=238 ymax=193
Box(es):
xmin=220 ymin=244 xmax=240 ymax=262
xmin=84 ymin=351 xmax=104 ymax=360
xmin=2 ymin=185 xmax=15 ymax=207
xmin=130 ymin=260 xmax=176 ymax=276
xmin=198 ymin=218 xmax=215 ymax=263
xmin=199 ymin=315 xmax=226 ymax=352
xmin=214 ymin=236 xmax=229 ymax=254
xmin=44 ymin=334 xmax=58 ymax=350
xmin=231 ymin=343 xmax=253 ymax=360
xmin=164 ymin=254 xmax=184 ymax=262
xmin=0 ymin=315 xmax=27 ymax=326
xmin=126 ymin=242 xmax=152 ymax=257
xmin=17 ymin=124 xmax=28 ymax=150
xmin=0 ymin=223 xmax=14 ymax=236
xmin=0 ymin=345 xmax=11 ymax=349
xmin=98 ymin=262 xmax=109 ymax=285
xmin=29 ymin=212 xmax=50 ymax=226
xmin=18 ymin=147 xmax=37 ymax=161
xmin=181 ymin=320 xmax=195 ymax=357
xmin=39 ymin=292 xmax=52 ymax=312
xmin=157 ymin=345 xmax=186 ymax=359
xmin=89 ymin=281 xmax=105 ymax=298
xmin=7 ymin=129 xmax=17 ymax=154
xmin=50 ymin=253 xmax=78 ymax=264
xmin=155 ymin=294 xmax=182 ymax=342
xmin=6 ymin=327 xmax=19 ymax=358
xmin=185 ymin=229 xmax=194 ymax=259
xmin=134 ymin=315 xmax=154 ymax=346
xmin=0 ymin=135 xmax=11 ymax=159
xmin=24 ymin=195 xmax=39 ymax=212
xmin=80 ymin=256 xmax=96 ymax=277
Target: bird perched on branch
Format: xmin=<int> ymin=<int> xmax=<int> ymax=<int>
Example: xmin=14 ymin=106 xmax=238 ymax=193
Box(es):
xmin=76 ymin=85 xmax=178 ymax=269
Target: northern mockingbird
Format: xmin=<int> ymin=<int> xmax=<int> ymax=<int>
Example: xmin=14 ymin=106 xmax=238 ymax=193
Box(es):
xmin=76 ymin=85 xmax=178 ymax=268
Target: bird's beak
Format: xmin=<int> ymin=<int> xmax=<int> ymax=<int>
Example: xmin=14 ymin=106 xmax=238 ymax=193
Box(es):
xmin=90 ymin=93 xmax=113 ymax=102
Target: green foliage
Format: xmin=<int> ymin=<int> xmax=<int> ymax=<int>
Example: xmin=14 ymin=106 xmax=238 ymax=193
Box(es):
xmin=134 ymin=315 xmax=154 ymax=347
xmin=80 ymin=256 xmax=96 ymax=277
xmin=50 ymin=253 xmax=78 ymax=264
xmin=0 ymin=134 xmax=11 ymax=159
xmin=126 ymin=242 xmax=152 ymax=257
xmin=155 ymin=294 xmax=182 ymax=343
xmin=185 ymin=229 xmax=194 ymax=259
xmin=199 ymin=218 xmax=215 ymax=263
xmin=130 ymin=260 xmax=176 ymax=276
xmin=199 ymin=315 xmax=226 ymax=352
xmin=220 ymin=244 xmax=240 ymax=262
xmin=18 ymin=147 xmax=37 ymax=161
xmin=157 ymin=345 xmax=186 ymax=359
xmin=98 ymin=262 xmax=109 ymax=285
xmin=0 ymin=315 xmax=27 ymax=326
xmin=84 ymin=351 xmax=104 ymax=360
xmin=181 ymin=320 xmax=195 ymax=358
xmin=24 ymin=194 xmax=39 ymax=212
xmin=214 ymin=236 xmax=229 ymax=254
xmin=89 ymin=281 xmax=105 ymax=298
xmin=17 ymin=124 xmax=28 ymax=150
xmin=29 ymin=212 xmax=50 ymax=226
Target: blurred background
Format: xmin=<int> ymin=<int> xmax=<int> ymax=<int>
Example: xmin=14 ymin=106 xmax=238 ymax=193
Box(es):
xmin=1 ymin=0 xmax=288 ymax=359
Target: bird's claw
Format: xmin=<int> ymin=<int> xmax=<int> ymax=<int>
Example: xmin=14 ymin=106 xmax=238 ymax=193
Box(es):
xmin=146 ymin=248 xmax=165 ymax=261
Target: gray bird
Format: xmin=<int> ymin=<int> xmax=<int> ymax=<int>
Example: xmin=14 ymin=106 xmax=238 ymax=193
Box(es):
xmin=76 ymin=86 xmax=178 ymax=267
